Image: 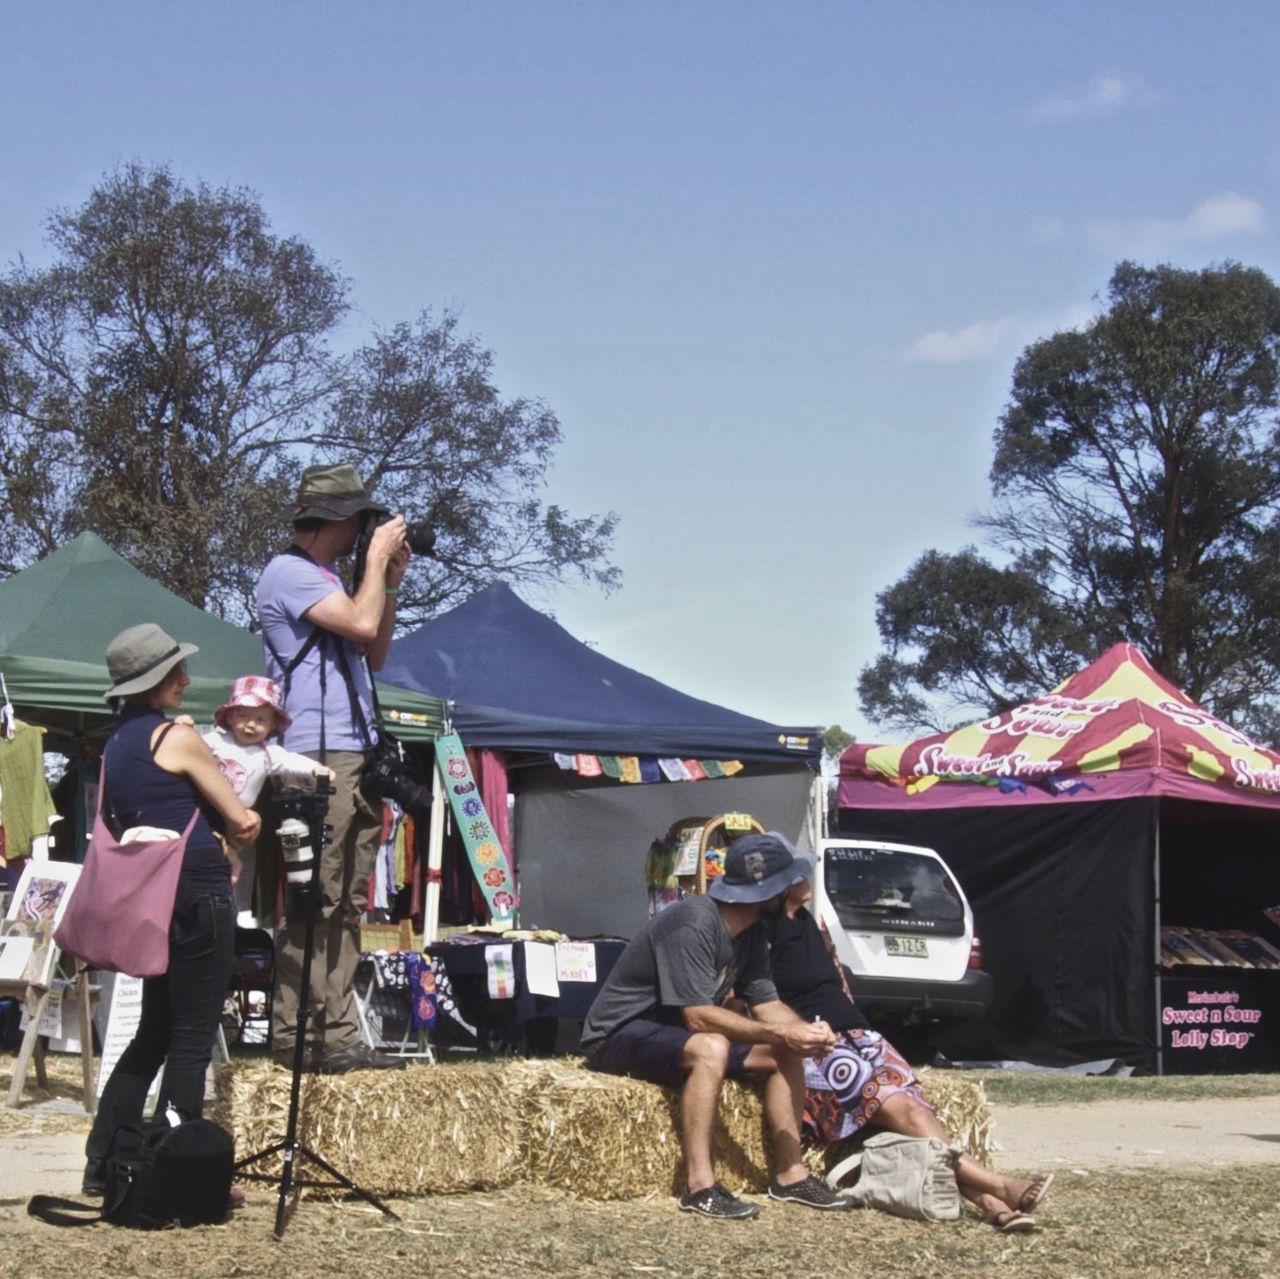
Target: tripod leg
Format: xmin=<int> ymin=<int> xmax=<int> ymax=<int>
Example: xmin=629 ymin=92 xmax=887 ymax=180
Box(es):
xmin=292 ymin=1143 xmax=398 ymax=1219
xmin=274 ymin=1143 xmax=298 ymax=1238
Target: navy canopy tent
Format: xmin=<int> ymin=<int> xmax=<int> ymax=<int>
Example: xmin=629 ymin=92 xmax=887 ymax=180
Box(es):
xmin=383 ymin=584 xmax=821 ymax=936
xmin=382 ymin=583 xmax=819 ymax=765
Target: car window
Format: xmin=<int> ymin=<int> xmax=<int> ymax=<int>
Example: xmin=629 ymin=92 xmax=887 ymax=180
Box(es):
xmin=824 ymin=847 xmax=964 ymax=935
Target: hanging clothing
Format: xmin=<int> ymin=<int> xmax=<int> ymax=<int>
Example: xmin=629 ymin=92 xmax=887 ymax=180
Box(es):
xmin=0 ymin=722 xmax=57 ymax=863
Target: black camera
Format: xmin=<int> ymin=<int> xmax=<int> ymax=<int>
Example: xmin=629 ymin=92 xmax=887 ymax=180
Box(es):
xmin=361 ymin=736 xmax=433 ymax=817
xmin=359 ymin=510 xmax=436 ymax=559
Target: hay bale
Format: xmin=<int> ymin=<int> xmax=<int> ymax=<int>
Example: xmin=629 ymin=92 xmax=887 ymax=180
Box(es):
xmin=507 ymin=1060 xmax=770 ymax=1199
xmin=215 ymin=1056 xmax=992 ymax=1202
xmin=214 ymin=1059 xmax=525 ymax=1196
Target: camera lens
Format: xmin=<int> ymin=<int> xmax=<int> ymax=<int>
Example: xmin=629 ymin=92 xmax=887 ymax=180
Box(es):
xmin=405 ymin=521 xmax=436 ymax=557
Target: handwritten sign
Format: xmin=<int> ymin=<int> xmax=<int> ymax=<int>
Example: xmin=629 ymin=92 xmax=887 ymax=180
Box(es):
xmin=555 ymin=941 xmax=597 ymax=983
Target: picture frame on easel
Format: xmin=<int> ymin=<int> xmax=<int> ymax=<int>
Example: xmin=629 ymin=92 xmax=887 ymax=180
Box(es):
xmin=7 ymin=858 xmax=82 ymax=932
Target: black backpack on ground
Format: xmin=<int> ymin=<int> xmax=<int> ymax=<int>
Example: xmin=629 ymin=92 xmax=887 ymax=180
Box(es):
xmin=29 ymin=1117 xmax=235 ymax=1229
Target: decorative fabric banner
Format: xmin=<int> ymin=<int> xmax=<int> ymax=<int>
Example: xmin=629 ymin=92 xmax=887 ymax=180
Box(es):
xmin=486 ymin=943 xmax=516 ymax=999
xmin=434 ymin=734 xmax=517 ymax=924
xmin=560 ymin=753 xmax=745 ymax=783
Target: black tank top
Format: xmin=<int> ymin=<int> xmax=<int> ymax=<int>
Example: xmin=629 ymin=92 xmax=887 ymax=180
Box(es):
xmin=104 ymin=704 xmax=228 ymax=890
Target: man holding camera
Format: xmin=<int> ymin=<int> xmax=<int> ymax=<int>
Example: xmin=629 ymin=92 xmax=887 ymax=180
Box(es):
xmin=256 ymin=463 xmax=410 ymax=1074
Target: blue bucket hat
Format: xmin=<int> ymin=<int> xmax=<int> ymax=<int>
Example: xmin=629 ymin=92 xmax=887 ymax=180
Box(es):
xmin=708 ymin=833 xmax=799 ymax=904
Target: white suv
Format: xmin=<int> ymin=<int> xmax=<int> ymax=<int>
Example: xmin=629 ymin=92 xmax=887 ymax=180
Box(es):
xmin=810 ymin=838 xmax=992 ymax=1029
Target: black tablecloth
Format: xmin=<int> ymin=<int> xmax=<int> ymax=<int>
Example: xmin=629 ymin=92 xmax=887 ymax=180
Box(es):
xmin=424 ymin=937 xmax=626 ymax=1051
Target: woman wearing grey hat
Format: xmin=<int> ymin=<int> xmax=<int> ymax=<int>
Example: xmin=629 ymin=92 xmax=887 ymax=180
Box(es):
xmin=82 ymin=624 xmax=261 ymax=1200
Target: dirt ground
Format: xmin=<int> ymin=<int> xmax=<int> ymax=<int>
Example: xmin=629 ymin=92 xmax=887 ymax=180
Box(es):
xmin=2 ymin=1085 xmax=1279 ymax=1278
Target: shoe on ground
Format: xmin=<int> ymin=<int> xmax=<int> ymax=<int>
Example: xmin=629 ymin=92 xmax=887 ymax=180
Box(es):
xmin=228 ymin=1184 xmax=246 ymax=1211
xmin=318 ymin=1043 xmax=407 ymax=1074
xmin=767 ymin=1174 xmax=853 ymax=1210
xmin=81 ymin=1166 xmax=106 ymax=1198
xmin=679 ymin=1182 xmax=760 ymax=1220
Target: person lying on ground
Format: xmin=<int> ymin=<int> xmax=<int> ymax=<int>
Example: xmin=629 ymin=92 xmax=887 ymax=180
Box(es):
xmin=763 ymin=849 xmax=1053 ymax=1233
xmin=580 ymin=833 xmax=852 ymax=1221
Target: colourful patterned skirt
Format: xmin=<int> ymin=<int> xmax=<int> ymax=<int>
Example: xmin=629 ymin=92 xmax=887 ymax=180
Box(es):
xmin=802 ymin=1028 xmax=933 ymax=1144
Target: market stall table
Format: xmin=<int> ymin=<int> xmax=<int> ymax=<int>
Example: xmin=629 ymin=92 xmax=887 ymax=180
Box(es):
xmin=424 ymin=935 xmax=626 ymax=1053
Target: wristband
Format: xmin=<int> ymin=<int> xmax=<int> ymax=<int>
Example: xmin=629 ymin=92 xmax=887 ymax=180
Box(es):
xmin=386 ymin=588 xmax=399 ymax=598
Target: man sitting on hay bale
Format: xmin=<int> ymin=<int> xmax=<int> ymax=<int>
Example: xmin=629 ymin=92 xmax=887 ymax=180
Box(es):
xmin=581 ymin=833 xmax=851 ymax=1221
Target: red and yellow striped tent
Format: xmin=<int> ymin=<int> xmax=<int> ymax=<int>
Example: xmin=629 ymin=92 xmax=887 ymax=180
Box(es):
xmin=839 ymin=643 xmax=1280 ymax=812
xmin=835 ymin=644 xmax=1280 ymax=1069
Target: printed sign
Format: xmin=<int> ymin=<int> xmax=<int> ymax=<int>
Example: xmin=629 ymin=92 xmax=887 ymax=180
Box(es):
xmin=1160 ymin=974 xmax=1278 ymax=1074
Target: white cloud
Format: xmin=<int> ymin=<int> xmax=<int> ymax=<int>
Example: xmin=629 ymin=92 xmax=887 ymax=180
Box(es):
xmin=1033 ymin=73 xmax=1143 ymax=122
xmin=1091 ymin=191 xmax=1267 ymax=253
xmin=905 ymin=317 xmax=1015 ymax=365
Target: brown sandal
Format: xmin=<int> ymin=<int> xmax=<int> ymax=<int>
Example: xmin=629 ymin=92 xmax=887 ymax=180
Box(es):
xmin=1018 ymin=1172 xmax=1054 ymax=1214
xmin=987 ymin=1209 xmax=1036 ymax=1233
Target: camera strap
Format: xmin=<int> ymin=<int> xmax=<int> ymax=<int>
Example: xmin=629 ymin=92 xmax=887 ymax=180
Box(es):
xmin=263 ymin=545 xmax=395 ymax=763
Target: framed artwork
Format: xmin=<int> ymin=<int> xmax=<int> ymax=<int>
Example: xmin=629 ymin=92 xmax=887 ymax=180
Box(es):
xmin=6 ymin=859 xmax=82 ymax=931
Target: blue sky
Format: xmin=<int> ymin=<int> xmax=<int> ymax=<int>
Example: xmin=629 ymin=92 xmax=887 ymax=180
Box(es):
xmin=4 ymin=2 xmax=1278 ymax=740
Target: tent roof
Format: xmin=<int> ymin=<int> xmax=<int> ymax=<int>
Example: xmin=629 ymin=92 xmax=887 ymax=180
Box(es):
xmin=0 ymin=533 xmax=444 ymax=741
xmin=839 ymin=642 xmax=1280 ymax=812
xmin=382 ymin=582 xmax=820 ymax=764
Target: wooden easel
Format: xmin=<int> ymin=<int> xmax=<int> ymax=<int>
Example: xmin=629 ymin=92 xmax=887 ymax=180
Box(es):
xmin=1 ymin=957 xmax=96 ymax=1109
xmin=2 ymin=859 xmax=96 ymax=1111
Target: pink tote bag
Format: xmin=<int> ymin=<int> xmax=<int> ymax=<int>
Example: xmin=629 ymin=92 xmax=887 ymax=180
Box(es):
xmin=55 ymin=758 xmax=198 ymax=979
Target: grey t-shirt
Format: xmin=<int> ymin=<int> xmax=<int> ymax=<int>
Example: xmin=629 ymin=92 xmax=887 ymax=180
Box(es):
xmin=580 ymin=894 xmax=779 ymax=1051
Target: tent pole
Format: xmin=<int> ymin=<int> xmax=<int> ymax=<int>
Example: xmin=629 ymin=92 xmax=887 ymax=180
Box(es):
xmin=1153 ymin=804 xmax=1163 ymax=1077
xmin=422 ymin=760 xmax=447 ymax=946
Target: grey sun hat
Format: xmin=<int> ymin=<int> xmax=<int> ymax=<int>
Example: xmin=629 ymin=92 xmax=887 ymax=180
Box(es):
xmin=279 ymin=463 xmax=389 ymax=523
xmin=707 ymin=832 xmax=799 ymax=905
xmin=103 ymin=624 xmax=199 ymax=700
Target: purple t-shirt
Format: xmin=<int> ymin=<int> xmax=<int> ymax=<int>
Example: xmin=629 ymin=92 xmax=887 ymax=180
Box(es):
xmin=255 ymin=552 xmax=376 ymax=754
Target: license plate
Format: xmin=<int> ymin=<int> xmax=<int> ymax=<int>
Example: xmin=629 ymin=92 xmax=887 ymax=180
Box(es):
xmin=885 ymin=936 xmax=928 ymax=958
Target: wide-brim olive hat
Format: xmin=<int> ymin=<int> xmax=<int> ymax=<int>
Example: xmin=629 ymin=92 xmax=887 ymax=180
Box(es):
xmin=103 ymin=624 xmax=199 ymax=700
xmin=279 ymin=463 xmax=389 ymax=523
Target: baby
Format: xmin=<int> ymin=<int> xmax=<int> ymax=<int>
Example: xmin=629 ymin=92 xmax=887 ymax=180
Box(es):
xmin=201 ymin=675 xmax=329 ymax=804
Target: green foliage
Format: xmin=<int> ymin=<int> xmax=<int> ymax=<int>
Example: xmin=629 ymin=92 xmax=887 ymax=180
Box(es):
xmin=821 ymin=723 xmax=854 ymax=758
xmin=0 ymin=163 xmax=347 ymax=615
xmin=0 ymin=165 xmax=617 ymax=621
xmin=861 ymin=261 xmax=1280 ymax=738
xmin=312 ymin=312 xmax=619 ymax=621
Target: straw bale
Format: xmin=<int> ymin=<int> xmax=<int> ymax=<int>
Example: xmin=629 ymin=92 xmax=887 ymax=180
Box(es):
xmin=215 ymin=1057 xmax=992 ymax=1202
xmin=506 ymin=1059 xmax=771 ymax=1199
xmin=215 ymin=1059 xmax=525 ymax=1196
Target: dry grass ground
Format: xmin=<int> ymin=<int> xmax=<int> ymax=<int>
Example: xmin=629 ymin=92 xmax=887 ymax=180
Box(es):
xmin=3 ymin=1053 xmax=1278 ymax=1279
xmin=4 ymin=1169 xmax=1278 ymax=1279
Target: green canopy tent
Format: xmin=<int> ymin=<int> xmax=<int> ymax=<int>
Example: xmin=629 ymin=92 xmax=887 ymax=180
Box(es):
xmin=0 ymin=532 xmax=445 ymax=748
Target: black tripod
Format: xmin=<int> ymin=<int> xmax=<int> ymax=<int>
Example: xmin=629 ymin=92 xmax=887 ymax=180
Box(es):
xmin=234 ymin=777 xmax=398 ymax=1238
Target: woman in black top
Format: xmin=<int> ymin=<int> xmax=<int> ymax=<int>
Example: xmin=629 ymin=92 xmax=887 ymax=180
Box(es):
xmin=767 ymin=853 xmax=1053 ymax=1232
xmin=83 ymin=625 xmax=261 ymax=1197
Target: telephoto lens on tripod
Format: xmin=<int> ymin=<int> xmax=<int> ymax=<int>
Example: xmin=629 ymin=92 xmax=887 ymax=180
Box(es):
xmin=278 ymin=813 xmax=316 ymax=915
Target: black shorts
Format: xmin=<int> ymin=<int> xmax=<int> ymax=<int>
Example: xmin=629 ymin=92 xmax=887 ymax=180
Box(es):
xmin=584 ymin=1017 xmax=754 ymax=1089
